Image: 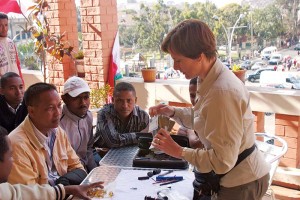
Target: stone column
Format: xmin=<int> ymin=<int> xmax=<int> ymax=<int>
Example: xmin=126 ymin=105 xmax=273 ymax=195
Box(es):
xmin=46 ymin=0 xmax=79 ymax=93
xmin=80 ymin=0 xmax=118 ymax=89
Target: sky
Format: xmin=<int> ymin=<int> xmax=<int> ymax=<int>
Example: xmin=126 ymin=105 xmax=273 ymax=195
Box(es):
xmin=75 ymin=0 xmax=241 ymax=8
xmin=9 ymin=0 xmax=240 ymax=17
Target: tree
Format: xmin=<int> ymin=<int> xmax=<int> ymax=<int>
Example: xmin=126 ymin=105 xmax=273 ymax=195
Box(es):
xmin=276 ymin=0 xmax=300 ymax=43
xmin=119 ymin=24 xmax=138 ymax=48
xmin=251 ymin=5 xmax=284 ymax=43
xmin=133 ymin=0 xmax=171 ymax=57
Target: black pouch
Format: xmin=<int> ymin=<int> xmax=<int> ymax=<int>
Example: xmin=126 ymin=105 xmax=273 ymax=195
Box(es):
xmin=192 ymin=170 xmax=220 ymax=199
xmin=192 ymin=144 xmax=256 ymax=200
xmin=55 ymin=168 xmax=87 ymax=186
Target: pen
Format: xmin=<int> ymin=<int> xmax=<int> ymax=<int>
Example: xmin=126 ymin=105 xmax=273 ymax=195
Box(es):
xmin=159 ymin=179 xmax=184 ymax=186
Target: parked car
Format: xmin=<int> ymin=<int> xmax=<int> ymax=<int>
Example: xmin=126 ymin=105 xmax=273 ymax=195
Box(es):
xmin=247 ymin=68 xmax=275 ymax=82
xmin=251 ymin=62 xmax=266 ymax=70
xmin=240 ymin=60 xmax=253 ymax=70
xmin=268 ymin=53 xmax=283 ymax=65
xmin=294 ymin=43 xmax=300 ymax=50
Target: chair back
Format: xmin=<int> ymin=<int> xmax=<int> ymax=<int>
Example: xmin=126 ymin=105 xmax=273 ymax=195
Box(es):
xmin=255 ymin=133 xmax=288 ymax=186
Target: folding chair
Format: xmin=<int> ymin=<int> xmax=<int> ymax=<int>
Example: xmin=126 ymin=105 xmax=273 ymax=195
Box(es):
xmin=255 ymin=133 xmax=288 ymax=200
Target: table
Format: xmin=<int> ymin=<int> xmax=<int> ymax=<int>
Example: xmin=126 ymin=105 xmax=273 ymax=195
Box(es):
xmin=80 ymin=165 xmax=194 ymax=200
xmin=99 ymin=145 xmax=139 ymax=167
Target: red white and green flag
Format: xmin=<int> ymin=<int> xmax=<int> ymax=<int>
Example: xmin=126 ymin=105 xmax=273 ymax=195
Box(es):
xmin=0 ymin=0 xmax=36 ymax=15
xmin=108 ymin=31 xmax=122 ymax=88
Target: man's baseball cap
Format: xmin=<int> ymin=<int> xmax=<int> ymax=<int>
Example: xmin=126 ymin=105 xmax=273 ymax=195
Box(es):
xmin=63 ymin=76 xmax=91 ymax=97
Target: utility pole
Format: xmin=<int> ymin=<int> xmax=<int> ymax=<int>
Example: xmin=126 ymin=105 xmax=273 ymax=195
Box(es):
xmin=250 ymin=11 xmax=254 ymax=58
xmin=213 ymin=14 xmax=245 ymax=64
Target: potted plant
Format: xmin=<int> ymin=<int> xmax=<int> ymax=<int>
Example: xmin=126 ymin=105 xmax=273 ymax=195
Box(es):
xmin=232 ymin=64 xmax=246 ymax=83
xmin=74 ymin=50 xmax=85 ymax=78
xmin=139 ymin=54 xmax=156 ymax=82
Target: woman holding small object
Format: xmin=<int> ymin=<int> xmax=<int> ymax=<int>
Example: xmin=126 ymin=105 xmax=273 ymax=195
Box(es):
xmin=149 ymin=19 xmax=270 ymax=200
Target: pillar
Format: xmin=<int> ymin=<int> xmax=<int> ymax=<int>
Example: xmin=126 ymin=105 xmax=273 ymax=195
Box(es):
xmin=80 ymin=0 xmax=118 ymax=89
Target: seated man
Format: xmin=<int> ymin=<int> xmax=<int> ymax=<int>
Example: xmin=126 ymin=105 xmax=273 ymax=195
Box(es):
xmin=0 ymin=126 xmax=103 ymax=200
xmin=94 ymin=82 xmax=149 ymax=148
xmin=177 ymin=77 xmax=203 ymax=149
xmin=60 ymin=76 xmax=97 ymax=172
xmin=8 ymin=82 xmax=86 ymax=186
xmin=0 ymin=72 xmax=27 ymax=133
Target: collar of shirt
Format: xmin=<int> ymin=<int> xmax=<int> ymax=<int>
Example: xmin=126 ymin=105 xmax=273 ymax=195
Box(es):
xmin=197 ymin=59 xmax=224 ymax=98
xmin=62 ymin=104 xmax=88 ymax=122
xmin=6 ymin=101 xmax=22 ymax=114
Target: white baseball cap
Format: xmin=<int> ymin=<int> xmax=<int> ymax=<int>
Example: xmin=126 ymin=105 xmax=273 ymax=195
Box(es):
xmin=63 ymin=76 xmax=91 ymax=97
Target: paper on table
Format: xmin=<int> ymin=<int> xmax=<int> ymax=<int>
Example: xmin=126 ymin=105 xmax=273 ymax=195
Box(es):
xmin=111 ymin=169 xmax=194 ymax=200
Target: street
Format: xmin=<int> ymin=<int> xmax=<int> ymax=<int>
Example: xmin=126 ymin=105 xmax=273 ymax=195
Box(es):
xmin=244 ymin=45 xmax=300 ymax=87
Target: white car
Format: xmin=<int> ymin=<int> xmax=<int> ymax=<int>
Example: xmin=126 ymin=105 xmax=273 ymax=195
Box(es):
xmin=268 ymin=54 xmax=283 ymax=65
xmin=251 ymin=62 xmax=266 ymax=70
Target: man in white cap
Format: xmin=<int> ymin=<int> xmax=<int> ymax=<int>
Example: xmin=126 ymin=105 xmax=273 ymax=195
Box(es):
xmin=60 ymin=76 xmax=97 ymax=172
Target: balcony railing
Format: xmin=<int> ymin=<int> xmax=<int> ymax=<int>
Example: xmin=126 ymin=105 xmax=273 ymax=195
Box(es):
xmin=118 ymin=77 xmax=300 ymax=189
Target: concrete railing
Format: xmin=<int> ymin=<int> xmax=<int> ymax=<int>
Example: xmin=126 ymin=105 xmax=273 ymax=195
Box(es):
xmin=118 ymin=77 xmax=300 ymax=189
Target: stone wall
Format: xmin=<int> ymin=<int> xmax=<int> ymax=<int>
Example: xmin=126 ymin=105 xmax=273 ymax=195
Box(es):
xmin=80 ymin=0 xmax=118 ymax=89
xmin=275 ymin=114 xmax=300 ymax=168
xmin=46 ymin=0 xmax=118 ymax=92
xmin=46 ymin=0 xmax=79 ymax=93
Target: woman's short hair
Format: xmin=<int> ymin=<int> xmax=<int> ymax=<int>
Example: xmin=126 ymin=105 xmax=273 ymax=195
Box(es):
xmin=161 ymin=19 xmax=217 ymax=60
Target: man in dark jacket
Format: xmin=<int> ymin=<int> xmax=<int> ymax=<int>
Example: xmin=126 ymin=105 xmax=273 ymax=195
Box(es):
xmin=0 ymin=72 xmax=27 ymax=133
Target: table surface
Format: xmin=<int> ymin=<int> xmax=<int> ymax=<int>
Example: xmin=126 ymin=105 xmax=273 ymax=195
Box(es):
xmin=99 ymin=145 xmax=139 ymax=167
xmin=86 ymin=145 xmax=194 ymax=200
xmin=80 ymin=165 xmax=194 ymax=200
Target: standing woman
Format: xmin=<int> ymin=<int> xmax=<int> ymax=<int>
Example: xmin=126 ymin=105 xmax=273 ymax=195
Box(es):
xmin=149 ymin=19 xmax=270 ymax=200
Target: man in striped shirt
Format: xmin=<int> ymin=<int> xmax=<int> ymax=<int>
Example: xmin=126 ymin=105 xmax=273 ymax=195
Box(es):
xmin=94 ymin=82 xmax=150 ymax=148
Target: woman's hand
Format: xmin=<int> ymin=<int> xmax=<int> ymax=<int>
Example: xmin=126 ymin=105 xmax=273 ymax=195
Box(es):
xmin=64 ymin=181 xmax=104 ymax=200
xmin=149 ymin=104 xmax=175 ymax=118
xmin=151 ymin=128 xmax=183 ymax=159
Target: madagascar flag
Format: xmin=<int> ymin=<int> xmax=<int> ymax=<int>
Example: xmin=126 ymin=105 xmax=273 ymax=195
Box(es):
xmin=0 ymin=0 xmax=36 ymax=16
xmin=108 ymin=31 xmax=121 ymax=88
xmin=0 ymin=0 xmax=22 ymax=14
